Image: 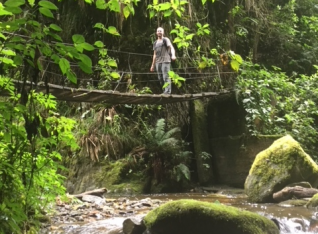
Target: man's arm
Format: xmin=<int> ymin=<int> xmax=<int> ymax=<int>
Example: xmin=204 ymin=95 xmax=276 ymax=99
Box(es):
xmin=166 ymin=38 xmax=176 ymax=60
xmin=170 ymin=44 xmax=176 ymax=60
xmin=150 ymin=51 xmax=156 ymax=71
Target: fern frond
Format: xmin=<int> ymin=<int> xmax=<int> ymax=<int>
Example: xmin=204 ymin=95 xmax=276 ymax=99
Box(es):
xmin=235 ymin=88 xmax=241 ymax=105
xmin=162 ymin=127 xmax=180 ymax=141
xmin=159 ymin=138 xmax=179 ymax=147
xmin=154 ymin=118 xmax=166 ymax=141
xmin=176 ymin=151 xmax=192 ymax=161
xmin=175 ymin=163 xmax=190 ymax=181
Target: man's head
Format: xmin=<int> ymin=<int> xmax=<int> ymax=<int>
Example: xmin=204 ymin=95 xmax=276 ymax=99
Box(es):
xmin=156 ymin=27 xmax=164 ymax=38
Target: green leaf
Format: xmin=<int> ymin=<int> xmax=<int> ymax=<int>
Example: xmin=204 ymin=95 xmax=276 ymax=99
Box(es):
xmin=51 ymin=54 xmax=59 ymax=63
xmin=74 ymin=44 xmax=83 ymax=53
xmin=47 ymin=32 xmax=62 ymax=42
xmin=28 ymin=20 xmax=41 ymax=27
xmin=0 ymin=57 xmax=15 ymax=66
xmin=234 ymin=54 xmax=243 ymax=64
xmin=203 ymin=29 xmax=210 ymax=34
xmin=29 ymin=48 xmax=35 ymax=59
xmin=110 ymin=72 xmax=120 ymax=79
xmin=38 ymin=0 xmax=58 ymax=10
xmin=66 ymin=70 xmax=77 ymax=84
xmin=158 ymin=2 xmax=171 ymax=11
xmin=0 ymin=8 xmax=13 ymax=16
xmin=107 ymin=59 xmax=117 ymax=68
xmin=94 ymin=23 xmax=104 ymax=29
xmin=230 ymin=60 xmax=240 ymax=72
xmin=185 ymin=34 xmax=195 ymax=40
xmin=175 ymin=9 xmax=181 ymax=17
xmin=108 ymin=0 xmax=120 ymax=12
xmin=4 ymin=6 xmax=22 ymax=14
xmin=149 ymin=10 xmax=155 ymax=19
xmin=106 ymin=26 xmax=120 ymax=36
xmin=72 ymin=34 xmax=85 ymax=44
xmin=79 ymin=54 xmax=92 ymax=67
xmin=41 ymin=46 xmax=53 ymax=56
xmin=180 ymin=1 xmax=188 ymax=5
xmin=123 ymin=6 xmax=130 ymax=18
xmin=39 ymin=7 xmax=54 ymax=18
xmin=65 ymin=47 xmax=80 ymax=59
xmin=198 ymin=61 xmax=207 ymax=69
xmin=28 ymin=0 xmax=35 ymax=7
xmin=4 ymin=0 xmax=25 ymax=7
xmin=79 ymin=62 xmax=93 ymax=74
xmin=94 ymin=41 xmax=104 ymax=48
xmin=59 ymin=58 xmax=70 ymax=75
xmin=163 ymin=9 xmax=172 ymax=17
xmin=0 ymin=33 xmax=7 ymax=40
xmin=49 ymin=24 xmax=62 ymax=32
xmin=202 ymin=0 xmax=207 ymax=4
xmin=81 ymin=42 xmax=95 ymax=51
xmin=128 ymin=5 xmax=135 ymax=15
xmin=1 ymin=49 xmax=16 ymax=56
xmin=96 ymin=0 xmax=107 ymax=9
xmin=10 ymin=36 xmax=24 ymax=43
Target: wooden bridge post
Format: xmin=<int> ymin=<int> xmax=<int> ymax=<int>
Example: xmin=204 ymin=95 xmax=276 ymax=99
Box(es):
xmin=190 ymin=99 xmax=215 ymax=185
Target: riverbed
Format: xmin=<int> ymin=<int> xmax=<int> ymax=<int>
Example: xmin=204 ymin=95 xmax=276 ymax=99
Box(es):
xmin=40 ymin=189 xmax=318 ymax=234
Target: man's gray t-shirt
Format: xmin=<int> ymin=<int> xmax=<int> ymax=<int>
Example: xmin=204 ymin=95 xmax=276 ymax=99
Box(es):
xmin=153 ymin=37 xmax=172 ymax=63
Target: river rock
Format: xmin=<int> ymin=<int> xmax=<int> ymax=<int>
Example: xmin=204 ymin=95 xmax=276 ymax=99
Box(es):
xmin=142 ymin=199 xmax=279 ymax=234
xmin=123 ymin=217 xmax=146 ymax=234
xmin=82 ymin=194 xmax=106 ymax=205
xmin=306 ymin=193 xmax=318 ymax=208
xmin=245 ymin=135 xmax=318 ymax=203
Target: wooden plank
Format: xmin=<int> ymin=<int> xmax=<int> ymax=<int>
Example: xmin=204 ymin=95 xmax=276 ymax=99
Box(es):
xmin=5 ymin=80 xmax=234 ymax=104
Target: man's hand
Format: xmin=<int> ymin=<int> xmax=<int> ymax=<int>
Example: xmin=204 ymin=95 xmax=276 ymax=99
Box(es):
xmin=171 ymin=55 xmax=176 ymax=61
xmin=150 ymin=65 xmax=154 ymax=72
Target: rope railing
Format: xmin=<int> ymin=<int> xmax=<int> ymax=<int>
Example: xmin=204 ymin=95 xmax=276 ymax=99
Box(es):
xmin=3 ymin=31 xmax=237 ymax=94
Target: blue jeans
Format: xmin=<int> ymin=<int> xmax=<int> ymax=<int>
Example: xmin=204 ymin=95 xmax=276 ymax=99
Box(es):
xmin=156 ymin=63 xmax=171 ymax=94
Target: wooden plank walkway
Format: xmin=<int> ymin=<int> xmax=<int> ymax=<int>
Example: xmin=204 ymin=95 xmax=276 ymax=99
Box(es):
xmin=8 ymin=80 xmax=234 ymax=104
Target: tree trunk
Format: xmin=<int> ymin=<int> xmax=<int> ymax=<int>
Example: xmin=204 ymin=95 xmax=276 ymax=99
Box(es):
xmin=72 ymin=188 xmax=107 ymax=198
xmin=273 ymin=186 xmax=318 ymax=202
xmin=190 ymin=100 xmax=214 ymax=185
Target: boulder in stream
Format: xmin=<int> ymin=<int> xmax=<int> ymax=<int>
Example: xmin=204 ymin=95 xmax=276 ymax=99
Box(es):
xmin=245 ymin=135 xmax=318 ymax=203
xmin=306 ymin=193 xmax=318 ymax=208
xmin=142 ymin=199 xmax=279 ymax=234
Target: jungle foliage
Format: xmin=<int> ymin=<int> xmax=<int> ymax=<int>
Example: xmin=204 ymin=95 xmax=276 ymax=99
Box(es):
xmin=2 ymin=0 xmax=318 ymax=232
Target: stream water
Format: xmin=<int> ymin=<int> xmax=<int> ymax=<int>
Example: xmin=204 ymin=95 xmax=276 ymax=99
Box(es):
xmin=45 ymin=192 xmax=318 ymax=234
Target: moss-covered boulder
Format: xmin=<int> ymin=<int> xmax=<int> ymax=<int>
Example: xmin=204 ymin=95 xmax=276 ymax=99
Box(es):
xmin=143 ymin=199 xmax=279 ymax=234
xmin=306 ymin=193 xmax=318 ymax=208
xmin=245 ymin=135 xmax=318 ymax=203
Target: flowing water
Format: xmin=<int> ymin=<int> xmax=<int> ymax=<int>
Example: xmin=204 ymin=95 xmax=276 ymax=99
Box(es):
xmin=46 ymin=192 xmax=318 ymax=234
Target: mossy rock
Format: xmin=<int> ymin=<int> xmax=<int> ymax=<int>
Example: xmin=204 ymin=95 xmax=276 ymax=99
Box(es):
xmin=244 ymin=135 xmax=318 ymax=203
xmin=306 ymin=193 xmax=318 ymax=208
xmin=96 ymin=160 xmax=145 ymax=194
xmin=143 ymin=199 xmax=279 ymax=234
xmin=278 ymin=199 xmax=308 ymax=207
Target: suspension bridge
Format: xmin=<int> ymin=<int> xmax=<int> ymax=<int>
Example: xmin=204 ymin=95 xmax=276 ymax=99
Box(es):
xmin=9 ymin=80 xmax=234 ymax=105
xmin=0 ymin=37 xmax=237 ymax=104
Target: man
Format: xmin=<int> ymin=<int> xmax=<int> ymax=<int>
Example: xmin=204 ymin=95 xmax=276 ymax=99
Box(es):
xmin=150 ymin=27 xmax=176 ymax=94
